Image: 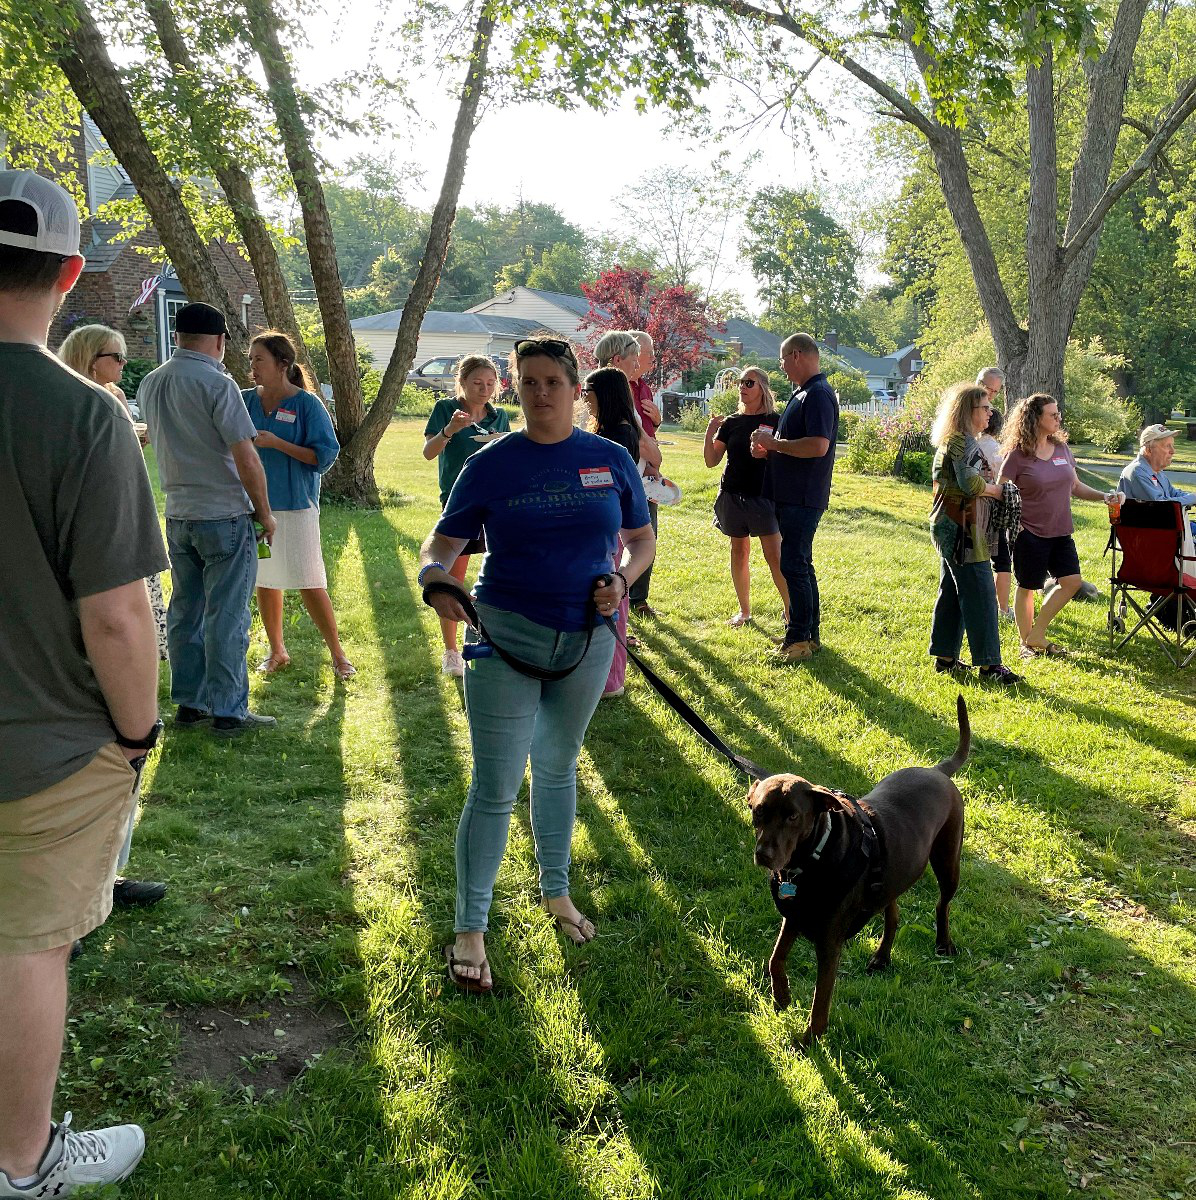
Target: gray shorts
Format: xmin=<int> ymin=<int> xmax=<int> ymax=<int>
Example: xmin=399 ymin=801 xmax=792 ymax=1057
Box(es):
xmin=713 ymin=491 xmax=780 ymax=539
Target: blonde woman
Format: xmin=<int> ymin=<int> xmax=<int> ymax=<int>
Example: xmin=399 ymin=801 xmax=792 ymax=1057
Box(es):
xmin=59 ymin=322 xmax=130 ymax=407
xmin=998 ymin=393 xmax=1118 ymax=657
xmin=928 ymin=383 xmax=1020 ymax=685
xmin=703 ymin=367 xmax=789 ymax=627
xmin=423 ymin=354 xmax=511 ymax=677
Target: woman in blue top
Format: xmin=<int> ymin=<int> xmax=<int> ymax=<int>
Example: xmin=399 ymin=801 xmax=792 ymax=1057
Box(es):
xmin=243 ymin=332 xmax=353 ymax=679
xmin=418 ymin=336 xmax=655 ymax=993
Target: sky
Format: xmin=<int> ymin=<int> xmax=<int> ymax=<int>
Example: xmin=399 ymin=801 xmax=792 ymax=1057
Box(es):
xmin=290 ymin=0 xmax=896 ymax=314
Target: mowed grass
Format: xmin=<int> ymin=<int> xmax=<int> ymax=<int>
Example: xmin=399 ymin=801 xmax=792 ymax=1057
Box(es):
xmin=64 ymin=421 xmax=1195 ymax=1199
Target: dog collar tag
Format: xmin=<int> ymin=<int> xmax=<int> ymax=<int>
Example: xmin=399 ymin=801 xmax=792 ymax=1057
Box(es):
xmin=778 ymin=880 xmax=797 ymax=899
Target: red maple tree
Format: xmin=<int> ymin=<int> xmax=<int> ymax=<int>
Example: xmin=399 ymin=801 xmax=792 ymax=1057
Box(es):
xmin=579 ymin=266 xmax=718 ymax=389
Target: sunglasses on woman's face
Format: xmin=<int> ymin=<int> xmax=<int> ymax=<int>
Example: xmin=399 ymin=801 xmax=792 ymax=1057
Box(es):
xmin=739 ymin=379 xmax=758 ymax=388
xmin=95 ymin=352 xmax=128 ymax=365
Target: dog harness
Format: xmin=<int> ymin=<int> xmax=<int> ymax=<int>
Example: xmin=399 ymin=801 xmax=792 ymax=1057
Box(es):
xmin=773 ymin=792 xmax=885 ymax=899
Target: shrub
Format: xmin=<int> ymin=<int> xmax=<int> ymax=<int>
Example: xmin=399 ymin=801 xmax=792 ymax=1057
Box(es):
xmin=827 ymin=369 xmax=871 ymax=407
xmin=838 ymin=410 xmax=861 ymax=442
xmin=708 ymin=388 xmax=740 ymax=417
xmin=844 ymin=416 xmax=899 ymax=475
xmin=392 ymin=382 xmax=438 ymax=417
xmin=901 ymin=450 xmax=934 ymax=486
xmin=677 ymin=402 xmax=709 ymax=432
xmin=121 ymin=358 xmax=157 ymax=401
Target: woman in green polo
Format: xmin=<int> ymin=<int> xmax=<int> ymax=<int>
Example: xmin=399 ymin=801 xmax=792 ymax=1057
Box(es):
xmin=422 ymin=354 xmax=512 ymax=676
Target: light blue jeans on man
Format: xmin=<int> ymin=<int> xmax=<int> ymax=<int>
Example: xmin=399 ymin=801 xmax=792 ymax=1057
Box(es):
xmin=456 ymin=603 xmax=615 ymax=933
xmin=165 ymin=515 xmax=256 ymax=720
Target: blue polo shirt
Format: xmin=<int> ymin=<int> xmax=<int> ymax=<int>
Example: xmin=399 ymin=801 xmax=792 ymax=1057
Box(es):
xmin=437 ymin=429 xmax=649 ymax=631
xmin=766 ymin=371 xmax=838 ymax=510
xmin=242 ymin=388 xmax=340 ymax=511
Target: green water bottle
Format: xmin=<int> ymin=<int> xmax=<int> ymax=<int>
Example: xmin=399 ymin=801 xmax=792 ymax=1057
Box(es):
xmin=254 ymin=520 xmax=271 ymax=559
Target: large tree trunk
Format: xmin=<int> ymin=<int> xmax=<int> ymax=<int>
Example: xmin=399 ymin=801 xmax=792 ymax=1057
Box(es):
xmin=52 ymin=0 xmax=251 ymax=381
xmin=324 ymin=3 xmax=496 ymax=505
xmin=243 ymin=0 xmax=363 ymax=441
xmin=145 ymin=0 xmax=315 ymax=384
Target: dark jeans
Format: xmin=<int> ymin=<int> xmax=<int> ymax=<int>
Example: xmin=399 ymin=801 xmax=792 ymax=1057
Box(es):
xmin=628 ymin=500 xmax=658 ymax=606
xmin=775 ymin=502 xmax=823 ymax=644
xmin=929 ymin=555 xmax=1001 ymax=667
xmin=165 ymin=515 xmax=256 ymax=719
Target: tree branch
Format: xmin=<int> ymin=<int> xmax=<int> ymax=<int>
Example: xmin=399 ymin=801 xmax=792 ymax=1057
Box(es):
xmin=1062 ymin=74 xmax=1196 ymax=271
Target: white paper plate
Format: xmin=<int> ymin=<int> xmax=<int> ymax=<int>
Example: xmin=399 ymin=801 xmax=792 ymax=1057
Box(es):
xmin=471 ymin=432 xmax=506 ymax=443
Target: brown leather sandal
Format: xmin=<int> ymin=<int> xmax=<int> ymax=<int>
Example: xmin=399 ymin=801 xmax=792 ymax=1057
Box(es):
xmin=444 ymin=945 xmax=492 ymax=993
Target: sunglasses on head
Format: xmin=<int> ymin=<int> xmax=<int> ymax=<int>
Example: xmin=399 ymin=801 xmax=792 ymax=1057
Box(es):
xmin=95 ymin=351 xmax=127 ymax=365
xmin=514 ymin=337 xmax=574 ymax=360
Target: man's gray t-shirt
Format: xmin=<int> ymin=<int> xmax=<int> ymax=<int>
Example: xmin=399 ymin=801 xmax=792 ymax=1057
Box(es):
xmin=0 ymin=343 xmax=169 ymax=803
xmin=140 ymin=348 xmax=258 ymax=519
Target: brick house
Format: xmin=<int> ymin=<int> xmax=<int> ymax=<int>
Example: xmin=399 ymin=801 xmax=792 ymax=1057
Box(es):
xmin=46 ymin=115 xmax=263 ymax=365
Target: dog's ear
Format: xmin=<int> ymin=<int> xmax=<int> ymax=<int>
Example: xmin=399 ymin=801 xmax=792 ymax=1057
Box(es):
xmin=746 ymin=779 xmax=760 ymax=809
xmin=806 ymin=785 xmax=840 ymax=811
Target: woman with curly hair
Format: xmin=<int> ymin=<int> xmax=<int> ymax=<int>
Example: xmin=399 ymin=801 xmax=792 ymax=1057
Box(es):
xmin=928 ymin=382 xmax=1020 ymax=685
xmin=999 ymin=393 xmax=1119 ymax=658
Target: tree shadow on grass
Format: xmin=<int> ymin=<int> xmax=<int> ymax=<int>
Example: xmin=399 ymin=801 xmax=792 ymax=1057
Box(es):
xmin=347 ymin=511 xmax=611 ymax=1198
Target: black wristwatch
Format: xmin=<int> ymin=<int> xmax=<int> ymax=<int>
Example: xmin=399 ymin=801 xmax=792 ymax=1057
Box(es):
xmin=114 ymin=718 xmax=164 ymax=752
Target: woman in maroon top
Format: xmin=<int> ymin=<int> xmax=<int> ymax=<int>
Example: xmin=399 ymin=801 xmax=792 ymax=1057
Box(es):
xmin=999 ymin=393 xmax=1118 ymax=657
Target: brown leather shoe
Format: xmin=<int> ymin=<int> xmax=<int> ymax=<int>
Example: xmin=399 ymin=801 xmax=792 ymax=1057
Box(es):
xmin=774 ymin=640 xmax=813 ymax=661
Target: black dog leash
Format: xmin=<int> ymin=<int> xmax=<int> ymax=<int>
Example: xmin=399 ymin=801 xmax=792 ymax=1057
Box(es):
xmin=422 ymin=581 xmax=598 ymax=682
xmin=422 ymin=577 xmax=771 ymax=779
xmin=600 ymin=612 xmax=771 ymax=781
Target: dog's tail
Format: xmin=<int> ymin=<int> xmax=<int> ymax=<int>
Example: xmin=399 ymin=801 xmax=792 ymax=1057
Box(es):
xmin=934 ymin=694 xmax=971 ymax=777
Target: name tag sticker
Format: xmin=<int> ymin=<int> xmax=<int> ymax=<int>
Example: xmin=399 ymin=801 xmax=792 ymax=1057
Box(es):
xmin=275 ymin=410 xmax=298 ymax=424
xmin=579 ymin=466 xmax=614 ymax=488
xmin=1051 ymin=456 xmax=1068 ymax=466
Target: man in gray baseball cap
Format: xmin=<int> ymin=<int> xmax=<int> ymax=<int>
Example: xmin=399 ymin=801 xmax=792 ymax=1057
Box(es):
xmin=0 ymin=169 xmax=158 ymax=1194
xmin=1119 ymin=424 xmax=1196 ymax=509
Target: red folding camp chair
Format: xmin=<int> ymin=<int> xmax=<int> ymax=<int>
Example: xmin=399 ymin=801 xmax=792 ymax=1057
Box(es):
xmin=1106 ymin=499 xmax=1196 ymax=667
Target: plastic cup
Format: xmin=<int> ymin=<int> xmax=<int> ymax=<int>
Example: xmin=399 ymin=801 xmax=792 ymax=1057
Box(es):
xmin=254 ymin=520 xmax=272 ymax=559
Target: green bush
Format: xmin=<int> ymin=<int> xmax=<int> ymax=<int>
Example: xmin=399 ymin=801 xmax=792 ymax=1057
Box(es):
xmin=708 ymin=388 xmax=740 ymax=417
xmin=838 ymin=410 xmax=861 ymax=442
xmin=901 ymin=450 xmax=934 ymax=485
xmin=392 ymin=382 xmax=439 ymax=417
xmin=827 ymin=369 xmax=871 ymax=407
xmin=121 ymin=358 xmax=157 ymax=401
xmin=677 ymin=402 xmax=710 ymax=432
xmin=844 ymin=416 xmax=899 ymax=475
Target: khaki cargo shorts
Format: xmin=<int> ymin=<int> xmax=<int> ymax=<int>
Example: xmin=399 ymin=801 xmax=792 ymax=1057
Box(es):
xmin=0 ymin=744 xmax=138 ymax=955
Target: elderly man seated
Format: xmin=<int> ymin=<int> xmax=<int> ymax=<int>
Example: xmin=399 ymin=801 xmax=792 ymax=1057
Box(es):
xmin=1120 ymin=424 xmax=1196 ymax=510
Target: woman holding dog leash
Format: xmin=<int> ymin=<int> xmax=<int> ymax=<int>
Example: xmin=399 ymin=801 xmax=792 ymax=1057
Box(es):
xmin=928 ymin=383 xmax=1022 ymax=685
xmin=418 ymin=336 xmax=654 ymax=993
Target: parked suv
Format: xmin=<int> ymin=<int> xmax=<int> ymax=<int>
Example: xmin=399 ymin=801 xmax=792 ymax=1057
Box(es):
xmin=406 ymin=353 xmax=513 ymax=398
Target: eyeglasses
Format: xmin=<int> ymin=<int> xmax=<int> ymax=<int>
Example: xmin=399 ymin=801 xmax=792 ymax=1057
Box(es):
xmin=739 ymin=378 xmax=759 ymax=388
xmin=976 ymin=403 xmax=993 ymax=411
xmin=94 ymin=352 xmax=127 ymax=365
xmin=514 ymin=337 xmax=574 ymax=360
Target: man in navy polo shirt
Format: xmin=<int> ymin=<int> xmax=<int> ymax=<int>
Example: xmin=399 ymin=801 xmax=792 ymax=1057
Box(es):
xmin=751 ymin=333 xmax=838 ymax=661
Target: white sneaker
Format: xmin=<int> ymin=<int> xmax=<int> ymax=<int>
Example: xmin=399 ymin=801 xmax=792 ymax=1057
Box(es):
xmin=0 ymin=1112 xmax=145 ymax=1196
xmin=441 ymin=649 xmax=465 ymax=678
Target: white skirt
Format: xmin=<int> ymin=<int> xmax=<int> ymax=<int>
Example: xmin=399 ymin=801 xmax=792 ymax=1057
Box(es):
xmin=256 ymin=505 xmax=327 ymax=590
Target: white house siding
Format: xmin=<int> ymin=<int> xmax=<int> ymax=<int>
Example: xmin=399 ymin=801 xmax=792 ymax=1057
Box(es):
xmin=356 ymin=330 xmax=490 ymax=373
xmin=468 ymin=288 xmax=584 ymax=338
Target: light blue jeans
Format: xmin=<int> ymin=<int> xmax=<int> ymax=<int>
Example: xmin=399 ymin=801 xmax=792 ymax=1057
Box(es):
xmin=456 ymin=603 xmax=615 ymax=933
xmin=165 ymin=515 xmax=256 ymax=720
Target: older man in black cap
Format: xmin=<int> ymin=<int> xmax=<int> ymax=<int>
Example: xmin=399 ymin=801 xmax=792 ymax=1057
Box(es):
xmin=140 ymin=303 xmax=277 ymax=737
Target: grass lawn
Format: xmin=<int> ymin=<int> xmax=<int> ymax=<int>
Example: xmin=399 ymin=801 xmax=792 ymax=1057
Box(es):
xmin=68 ymin=421 xmax=1194 ymax=1199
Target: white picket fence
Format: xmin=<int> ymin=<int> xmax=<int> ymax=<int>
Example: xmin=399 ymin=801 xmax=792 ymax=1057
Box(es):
xmin=841 ymin=399 xmax=905 ymax=418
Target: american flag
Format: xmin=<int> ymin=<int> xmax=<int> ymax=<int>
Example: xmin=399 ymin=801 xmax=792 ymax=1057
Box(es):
xmin=129 ymin=275 xmax=162 ymax=312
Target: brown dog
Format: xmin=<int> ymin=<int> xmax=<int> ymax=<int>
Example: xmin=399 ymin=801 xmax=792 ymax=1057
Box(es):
xmin=748 ymin=695 xmax=969 ymax=1045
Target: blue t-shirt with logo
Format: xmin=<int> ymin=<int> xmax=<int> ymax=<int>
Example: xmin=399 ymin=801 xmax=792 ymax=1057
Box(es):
xmin=437 ymin=429 xmax=650 ymax=631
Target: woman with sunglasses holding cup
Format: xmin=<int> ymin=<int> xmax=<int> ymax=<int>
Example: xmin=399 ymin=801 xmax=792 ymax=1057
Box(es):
xmin=418 ymin=336 xmax=654 ymax=994
xmin=59 ymin=323 xmax=133 ymax=413
xmin=703 ymin=367 xmax=789 ymax=627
